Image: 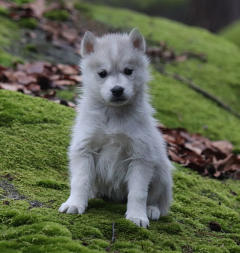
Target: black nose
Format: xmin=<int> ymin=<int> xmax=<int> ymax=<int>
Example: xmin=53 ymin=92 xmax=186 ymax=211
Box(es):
xmin=111 ymin=86 xmax=124 ymax=97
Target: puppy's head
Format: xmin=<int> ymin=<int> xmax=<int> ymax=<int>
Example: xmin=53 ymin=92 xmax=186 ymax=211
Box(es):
xmin=80 ymin=29 xmax=150 ymax=107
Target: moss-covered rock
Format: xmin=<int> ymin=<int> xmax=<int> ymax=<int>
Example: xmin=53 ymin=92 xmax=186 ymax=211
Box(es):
xmin=0 ymin=89 xmax=240 ymax=253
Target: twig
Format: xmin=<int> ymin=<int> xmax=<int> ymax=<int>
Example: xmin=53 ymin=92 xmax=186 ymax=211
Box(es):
xmin=157 ymin=67 xmax=240 ymax=120
xmin=111 ymin=222 xmax=116 ymax=243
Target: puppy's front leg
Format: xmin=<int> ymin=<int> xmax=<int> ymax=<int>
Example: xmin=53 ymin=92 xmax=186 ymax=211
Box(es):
xmin=126 ymin=161 xmax=153 ymax=228
xmin=59 ymin=152 xmax=94 ymax=214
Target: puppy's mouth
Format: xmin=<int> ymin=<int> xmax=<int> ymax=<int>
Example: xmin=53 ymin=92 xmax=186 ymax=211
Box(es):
xmin=110 ymin=97 xmax=127 ymax=103
xmin=109 ymin=96 xmax=128 ymax=106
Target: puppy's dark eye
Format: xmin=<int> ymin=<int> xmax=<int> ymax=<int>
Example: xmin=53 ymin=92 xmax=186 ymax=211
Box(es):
xmin=98 ymin=70 xmax=107 ymax=78
xmin=124 ymin=68 xmax=133 ymax=75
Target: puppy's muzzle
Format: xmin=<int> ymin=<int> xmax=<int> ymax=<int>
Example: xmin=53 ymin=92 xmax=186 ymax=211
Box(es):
xmin=111 ymin=86 xmax=124 ymax=98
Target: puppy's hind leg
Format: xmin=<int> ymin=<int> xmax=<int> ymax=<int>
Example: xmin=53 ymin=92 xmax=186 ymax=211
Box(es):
xmin=147 ymin=166 xmax=173 ymax=220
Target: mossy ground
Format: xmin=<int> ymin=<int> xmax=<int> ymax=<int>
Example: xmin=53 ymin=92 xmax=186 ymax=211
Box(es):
xmin=220 ymin=21 xmax=240 ymax=48
xmin=0 ymin=90 xmax=240 ymax=253
xmin=43 ymin=9 xmax=70 ymax=21
xmin=18 ymin=18 xmax=38 ymax=29
xmin=0 ymin=16 xmax=21 ymax=66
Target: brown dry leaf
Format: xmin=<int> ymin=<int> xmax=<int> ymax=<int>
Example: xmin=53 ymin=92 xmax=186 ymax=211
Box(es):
xmin=162 ymin=50 xmax=174 ymax=60
xmin=168 ymin=150 xmax=185 ymax=163
xmin=68 ymin=75 xmax=82 ymax=83
xmin=14 ymin=71 xmax=36 ymax=85
xmin=27 ymin=83 xmax=41 ymax=93
xmin=217 ymin=154 xmax=240 ymax=172
xmin=57 ymin=64 xmax=79 ymax=75
xmin=147 ymin=44 xmax=206 ymax=64
xmin=0 ymin=0 xmax=14 ymax=9
xmin=50 ymin=75 xmax=61 ymax=81
xmin=53 ymin=80 xmax=76 ymax=87
xmin=27 ymin=0 xmax=46 ymax=19
xmin=2 ymin=70 xmax=18 ymax=82
xmin=211 ymin=140 xmax=233 ymax=155
xmin=159 ymin=126 xmax=240 ymax=180
xmin=185 ymin=142 xmax=203 ymax=155
xmin=0 ymin=82 xmax=21 ymax=91
xmin=27 ymin=62 xmax=46 ymax=74
xmin=43 ymin=90 xmax=56 ymax=99
xmin=0 ymin=65 xmax=7 ymax=72
xmin=61 ymin=29 xmax=78 ymax=44
xmin=175 ymin=55 xmax=187 ymax=62
xmin=53 ymin=99 xmax=76 ymax=108
xmin=162 ymin=134 xmax=176 ymax=144
xmin=0 ymin=82 xmax=30 ymax=94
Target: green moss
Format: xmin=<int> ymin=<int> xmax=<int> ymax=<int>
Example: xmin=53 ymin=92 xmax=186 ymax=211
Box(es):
xmin=220 ymin=21 xmax=240 ymax=48
xmin=36 ymin=179 xmax=68 ymax=190
xmin=0 ymin=6 xmax=9 ymax=16
xmin=74 ymin=2 xmax=92 ymax=16
xmin=24 ymin=44 xmax=38 ymax=53
xmin=0 ymin=89 xmax=240 ymax=252
xmin=149 ymin=70 xmax=240 ymax=145
xmin=10 ymin=0 xmax=33 ymax=4
xmin=56 ymin=87 xmax=77 ymax=102
xmin=44 ymin=9 xmax=70 ymax=21
xmin=0 ymin=16 xmax=21 ymax=67
xmin=230 ymin=246 xmax=240 ymax=253
xmin=18 ymin=18 xmax=38 ymax=29
xmin=156 ymin=221 xmax=182 ymax=234
xmin=0 ymin=49 xmax=21 ymax=67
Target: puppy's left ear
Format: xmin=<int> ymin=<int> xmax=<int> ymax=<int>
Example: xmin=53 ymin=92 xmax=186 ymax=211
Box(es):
xmin=129 ymin=28 xmax=146 ymax=53
xmin=81 ymin=31 xmax=96 ymax=57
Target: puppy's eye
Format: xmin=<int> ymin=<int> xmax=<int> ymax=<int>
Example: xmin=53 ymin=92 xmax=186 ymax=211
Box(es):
xmin=98 ymin=70 xmax=107 ymax=78
xmin=124 ymin=68 xmax=133 ymax=75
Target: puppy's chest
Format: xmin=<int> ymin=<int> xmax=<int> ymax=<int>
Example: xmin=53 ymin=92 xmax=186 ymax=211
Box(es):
xmin=90 ymin=132 xmax=132 ymax=181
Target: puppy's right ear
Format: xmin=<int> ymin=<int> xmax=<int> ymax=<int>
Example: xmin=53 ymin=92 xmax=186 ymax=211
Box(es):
xmin=129 ymin=28 xmax=146 ymax=53
xmin=81 ymin=31 xmax=96 ymax=57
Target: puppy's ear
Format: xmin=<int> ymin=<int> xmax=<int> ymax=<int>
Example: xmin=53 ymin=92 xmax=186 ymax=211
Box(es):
xmin=81 ymin=31 xmax=96 ymax=57
xmin=129 ymin=28 xmax=146 ymax=53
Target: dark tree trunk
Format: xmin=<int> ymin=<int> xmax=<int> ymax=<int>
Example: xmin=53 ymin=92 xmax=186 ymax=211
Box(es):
xmin=188 ymin=0 xmax=240 ymax=32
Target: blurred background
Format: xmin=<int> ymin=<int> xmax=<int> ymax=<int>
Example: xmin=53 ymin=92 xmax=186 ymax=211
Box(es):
xmin=84 ymin=0 xmax=240 ymax=32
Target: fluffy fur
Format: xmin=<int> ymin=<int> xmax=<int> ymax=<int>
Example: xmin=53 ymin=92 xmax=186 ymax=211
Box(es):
xmin=59 ymin=28 xmax=173 ymax=228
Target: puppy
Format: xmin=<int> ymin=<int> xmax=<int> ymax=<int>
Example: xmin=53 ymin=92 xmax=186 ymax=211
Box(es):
xmin=59 ymin=28 xmax=173 ymax=228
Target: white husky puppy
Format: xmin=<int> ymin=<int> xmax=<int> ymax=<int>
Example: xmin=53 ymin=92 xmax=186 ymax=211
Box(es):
xmin=59 ymin=28 xmax=173 ymax=228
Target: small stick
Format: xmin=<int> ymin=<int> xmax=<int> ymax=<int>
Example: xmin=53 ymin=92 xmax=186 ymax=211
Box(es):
xmin=157 ymin=67 xmax=240 ymax=120
xmin=111 ymin=222 xmax=116 ymax=243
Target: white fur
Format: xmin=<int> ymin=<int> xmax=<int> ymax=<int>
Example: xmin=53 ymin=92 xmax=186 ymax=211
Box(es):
xmin=59 ymin=29 xmax=173 ymax=228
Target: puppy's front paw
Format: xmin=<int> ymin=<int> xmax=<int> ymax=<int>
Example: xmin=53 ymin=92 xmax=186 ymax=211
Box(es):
xmin=126 ymin=214 xmax=149 ymax=228
xmin=58 ymin=201 xmax=85 ymax=214
xmin=147 ymin=205 xmax=160 ymax=220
